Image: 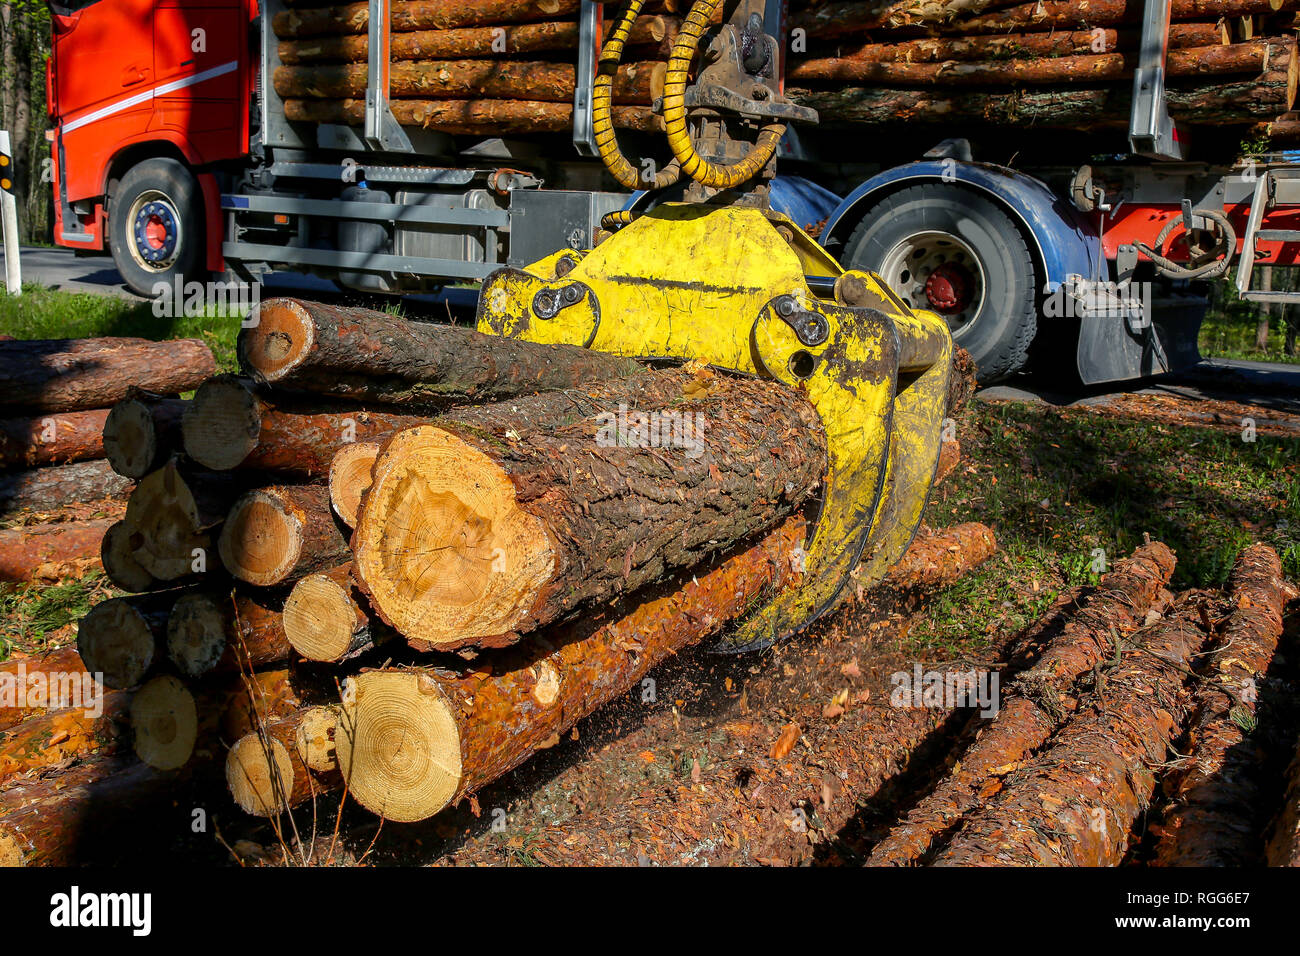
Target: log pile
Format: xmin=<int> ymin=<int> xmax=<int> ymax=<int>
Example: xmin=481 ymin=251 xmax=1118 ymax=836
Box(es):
xmin=0 ymin=338 xmax=216 ymax=582
xmin=271 ymin=0 xmax=676 ymax=135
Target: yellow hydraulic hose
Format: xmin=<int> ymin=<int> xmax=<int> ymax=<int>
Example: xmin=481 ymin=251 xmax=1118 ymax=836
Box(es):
xmin=661 ymin=0 xmax=786 ymax=189
xmin=592 ymin=0 xmax=681 ymax=190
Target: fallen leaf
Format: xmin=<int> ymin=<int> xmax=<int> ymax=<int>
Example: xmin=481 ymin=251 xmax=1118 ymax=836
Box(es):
xmin=771 ymin=722 xmax=800 ymax=760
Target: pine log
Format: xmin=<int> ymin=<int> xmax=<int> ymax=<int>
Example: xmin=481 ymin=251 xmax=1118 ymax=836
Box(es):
xmin=99 ymin=520 xmax=159 ymax=593
xmin=0 ymin=689 xmax=130 ymax=785
xmin=0 ymin=337 xmax=149 ymax=356
xmin=1154 ymin=545 xmax=1296 ymax=866
xmin=130 ymin=674 xmax=198 ymax=770
xmin=0 ymin=459 xmax=132 ymax=517
xmin=277 ymin=16 xmax=669 ymax=65
xmin=352 ymin=367 xmax=827 ymax=649
xmin=932 ymin=595 xmax=1213 ymax=866
xmin=166 ymin=590 xmax=290 ymax=678
xmin=218 ymin=484 xmax=350 ymax=588
xmin=273 ymin=0 xmax=581 ymax=39
xmin=283 ymin=564 xmax=378 ymax=662
xmin=102 ymin=396 xmax=186 ymax=480
xmin=274 ymin=59 xmax=664 ymax=104
xmin=789 ymin=39 xmax=1279 ymax=86
xmin=0 ymin=646 xmax=98 ymax=732
xmin=0 ymin=519 xmax=112 ymax=583
xmin=790 ymin=68 xmax=1296 ymax=126
xmin=76 ymin=593 xmax=173 ymax=689
xmin=329 ymin=441 xmax=378 ymax=526
xmin=226 ymin=708 xmax=341 ymax=816
xmin=240 ymin=298 xmax=642 ymax=405
xmin=867 ymin=541 xmax=1178 ymax=866
xmin=282 ymin=96 xmax=661 ymax=132
xmin=0 ymin=408 xmax=108 ymax=470
xmin=796 ymin=24 xmax=1225 ymax=65
xmin=0 ymin=338 xmax=215 ymax=413
xmin=183 ymin=376 xmax=427 ymax=477
xmin=122 ymin=461 xmax=236 ymax=581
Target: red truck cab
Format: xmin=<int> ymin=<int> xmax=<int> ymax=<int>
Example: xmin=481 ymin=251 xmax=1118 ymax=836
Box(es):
xmin=48 ymin=0 xmax=254 ymax=293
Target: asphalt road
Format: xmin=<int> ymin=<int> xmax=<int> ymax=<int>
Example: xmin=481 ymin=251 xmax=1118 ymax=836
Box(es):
xmin=7 ymin=245 xmax=1300 ymax=408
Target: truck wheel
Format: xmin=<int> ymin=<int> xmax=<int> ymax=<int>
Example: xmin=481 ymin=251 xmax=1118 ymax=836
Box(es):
xmin=842 ymin=183 xmax=1038 ymax=383
xmin=109 ymin=158 xmax=206 ymax=298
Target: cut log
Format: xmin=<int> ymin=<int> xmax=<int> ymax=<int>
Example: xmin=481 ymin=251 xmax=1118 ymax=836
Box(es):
xmin=789 ymin=40 xmax=1279 ymax=85
xmin=217 ymin=484 xmax=350 ymax=587
xmin=0 ymin=408 xmax=108 ymax=470
xmin=336 ymin=518 xmax=994 ymax=822
xmin=0 ymin=459 xmax=132 ymax=517
xmin=295 ymin=706 xmax=340 ymax=772
xmin=0 ymin=336 xmax=149 ymax=356
xmin=122 ymin=460 xmax=235 ymax=581
xmin=795 ymin=24 xmax=1226 ymax=65
xmin=102 ymin=396 xmax=186 ymax=480
xmin=76 ymin=593 xmax=173 ymax=689
xmin=182 ymin=375 xmax=426 ymax=475
xmin=1154 ymin=544 xmax=1297 ymax=866
xmin=166 ymin=590 xmax=290 ymax=678
xmin=277 ymin=15 xmax=670 ymax=64
xmin=273 ymin=0 xmax=581 ymax=39
xmin=352 ymin=366 xmax=827 ymax=649
xmin=283 ymin=564 xmax=379 ymax=662
xmin=282 ymin=96 xmax=661 ymax=132
xmin=329 ymin=441 xmax=378 ymax=526
xmin=274 ymin=59 xmax=663 ymax=104
xmin=0 ymin=338 xmax=215 ymax=412
xmin=0 ymin=519 xmax=112 ymax=583
xmin=0 ymin=646 xmax=95 ymax=732
xmin=0 ymin=689 xmax=130 ymax=785
xmin=239 ymin=298 xmax=642 ymax=405
xmin=867 ymin=541 xmax=1178 ymax=865
xmin=932 ymin=594 xmax=1213 ymax=866
xmin=226 ymin=708 xmax=341 ymax=816
xmin=876 ymin=521 xmax=995 ymax=592
xmin=130 ymin=674 xmax=198 ymax=770
xmin=99 ymin=520 xmax=159 ymax=593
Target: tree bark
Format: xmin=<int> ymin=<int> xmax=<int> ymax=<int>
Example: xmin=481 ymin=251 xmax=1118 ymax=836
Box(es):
xmin=353 ymin=366 xmax=827 ymax=649
xmin=0 ymin=646 xmax=97 ymax=732
xmin=0 ymin=459 xmax=133 ymax=517
xmin=277 ymin=16 xmax=669 ymax=65
xmin=218 ymin=484 xmax=351 ymax=587
xmin=166 ymin=589 xmax=291 ymax=678
xmin=0 ymin=408 xmax=108 ymax=470
xmin=239 ymin=298 xmax=643 ymax=406
xmin=0 ymin=689 xmax=130 ymax=785
xmin=183 ymin=375 xmax=427 ymax=475
xmin=274 ymin=59 xmax=663 ymax=104
xmin=282 ymin=96 xmax=660 ymax=132
xmin=1153 ymin=545 xmax=1296 ymax=865
xmin=0 ymin=338 xmax=216 ymax=413
xmin=867 ymin=541 xmax=1178 ymax=865
xmin=102 ymin=396 xmax=187 ymax=480
xmin=932 ymin=595 xmax=1212 ymax=866
xmin=0 ymin=519 xmax=113 ymax=583
xmin=273 ymin=0 xmax=580 ymax=39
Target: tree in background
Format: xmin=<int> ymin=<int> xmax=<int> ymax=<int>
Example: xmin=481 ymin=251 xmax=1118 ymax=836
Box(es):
xmin=1 ymin=0 xmax=51 ymax=245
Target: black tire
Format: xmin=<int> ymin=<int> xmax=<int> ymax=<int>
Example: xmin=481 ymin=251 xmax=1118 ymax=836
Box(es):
xmin=842 ymin=183 xmax=1039 ymax=383
xmin=109 ymin=158 xmax=206 ymax=298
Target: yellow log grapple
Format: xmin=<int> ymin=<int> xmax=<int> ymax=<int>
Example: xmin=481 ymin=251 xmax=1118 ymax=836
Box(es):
xmin=477 ymin=0 xmax=953 ymax=652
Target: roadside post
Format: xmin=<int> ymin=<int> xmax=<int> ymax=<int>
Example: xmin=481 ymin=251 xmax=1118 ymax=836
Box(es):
xmin=0 ymin=129 xmax=20 ymax=296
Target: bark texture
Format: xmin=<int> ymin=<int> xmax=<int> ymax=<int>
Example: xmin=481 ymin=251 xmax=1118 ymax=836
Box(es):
xmin=0 ymin=409 xmax=108 ymax=470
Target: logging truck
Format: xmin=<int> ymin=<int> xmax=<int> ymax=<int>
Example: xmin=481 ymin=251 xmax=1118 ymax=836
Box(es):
xmin=44 ymin=0 xmax=1300 ymax=383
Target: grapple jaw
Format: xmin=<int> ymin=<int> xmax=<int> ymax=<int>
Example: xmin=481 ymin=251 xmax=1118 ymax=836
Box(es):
xmin=476 ymin=205 xmax=952 ymax=652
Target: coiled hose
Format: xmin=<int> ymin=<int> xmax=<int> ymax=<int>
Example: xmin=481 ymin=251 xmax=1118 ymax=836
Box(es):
xmin=1132 ymin=209 xmax=1237 ymax=280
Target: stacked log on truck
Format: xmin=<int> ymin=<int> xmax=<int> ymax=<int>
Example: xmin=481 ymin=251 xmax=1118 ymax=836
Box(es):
xmin=0 ymin=297 xmax=999 ymax=864
xmin=0 ymin=338 xmax=216 ymax=583
xmin=786 ymin=0 xmax=1300 ymax=135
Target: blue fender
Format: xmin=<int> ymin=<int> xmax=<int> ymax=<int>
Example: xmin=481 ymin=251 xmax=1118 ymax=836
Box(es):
xmin=626 ymin=174 xmax=842 ymax=235
xmin=821 ymin=161 xmax=1101 ymax=293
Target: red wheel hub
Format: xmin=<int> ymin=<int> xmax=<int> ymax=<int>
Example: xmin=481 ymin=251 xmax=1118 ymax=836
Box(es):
xmin=924 ymin=262 xmax=974 ymax=314
xmin=144 ymin=215 xmax=168 ymax=250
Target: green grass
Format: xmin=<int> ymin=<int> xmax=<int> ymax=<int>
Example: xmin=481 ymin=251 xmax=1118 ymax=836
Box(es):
xmin=1200 ymin=282 xmax=1300 ymax=365
xmin=0 ymin=285 xmax=242 ymax=372
xmin=0 ymin=573 xmax=113 ymax=660
xmin=909 ymin=400 xmax=1300 ymax=655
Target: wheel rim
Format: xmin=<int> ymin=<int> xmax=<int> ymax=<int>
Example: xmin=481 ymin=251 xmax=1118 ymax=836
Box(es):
xmin=878 ymin=230 xmax=986 ymax=337
xmin=127 ymin=190 xmax=182 ymax=273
